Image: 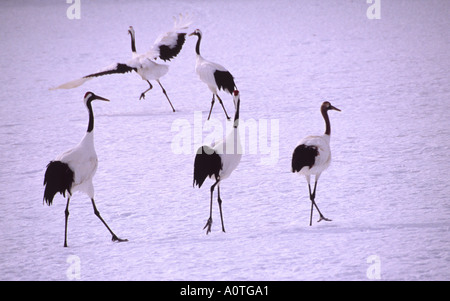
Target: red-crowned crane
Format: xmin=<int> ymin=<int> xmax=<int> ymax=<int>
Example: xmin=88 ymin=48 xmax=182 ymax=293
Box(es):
xmin=189 ymin=29 xmax=237 ymax=120
xmin=291 ymin=101 xmax=341 ymax=226
xmin=50 ymin=14 xmax=192 ymax=112
xmin=43 ymin=92 xmax=128 ymax=247
xmin=193 ymin=90 xmax=242 ymax=234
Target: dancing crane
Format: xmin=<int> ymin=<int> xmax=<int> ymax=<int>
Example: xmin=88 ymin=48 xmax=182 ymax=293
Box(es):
xmin=193 ymin=90 xmax=242 ymax=234
xmin=189 ymin=29 xmax=237 ymax=120
xmin=43 ymin=92 xmax=128 ymax=247
xmin=291 ymin=101 xmax=340 ymax=226
xmin=50 ymin=14 xmax=192 ymax=112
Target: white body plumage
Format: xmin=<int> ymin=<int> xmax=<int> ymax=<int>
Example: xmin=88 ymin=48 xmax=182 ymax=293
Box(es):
xmin=195 ymin=55 xmax=229 ymax=95
xmin=295 ymin=134 xmax=331 ymax=182
xmin=55 ymin=131 xmax=98 ymax=199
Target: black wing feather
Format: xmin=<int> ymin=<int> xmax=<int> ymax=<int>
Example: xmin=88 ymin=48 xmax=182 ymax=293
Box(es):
xmin=291 ymin=144 xmax=319 ymax=173
xmin=214 ymin=70 xmax=236 ymax=94
xmin=43 ymin=161 xmax=74 ymax=206
xmin=83 ymin=63 xmax=137 ymax=79
xmin=158 ymin=33 xmax=186 ymax=62
xmin=193 ymin=146 xmax=222 ymax=188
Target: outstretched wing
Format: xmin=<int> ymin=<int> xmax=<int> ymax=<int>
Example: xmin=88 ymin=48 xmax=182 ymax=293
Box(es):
xmin=82 ymin=63 xmax=137 ymax=78
xmin=147 ymin=13 xmax=193 ymax=62
xmin=193 ymin=145 xmax=222 ymax=188
xmin=50 ymin=63 xmax=137 ymax=90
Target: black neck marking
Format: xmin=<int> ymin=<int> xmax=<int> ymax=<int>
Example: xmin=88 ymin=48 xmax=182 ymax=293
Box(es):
xmin=321 ymin=107 xmax=331 ymax=136
xmin=234 ymin=97 xmax=240 ymax=128
xmin=195 ymin=33 xmax=201 ymax=56
xmin=86 ymin=99 xmax=95 ymax=133
xmin=130 ymin=32 xmax=136 ymax=53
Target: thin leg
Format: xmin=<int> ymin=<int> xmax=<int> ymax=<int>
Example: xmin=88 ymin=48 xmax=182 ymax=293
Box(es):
xmin=207 ymin=94 xmax=215 ymax=120
xmin=216 ymin=94 xmax=231 ymax=120
xmin=91 ymin=199 xmax=128 ymax=243
xmin=217 ymin=185 xmax=226 ymax=233
xmin=308 ymin=184 xmax=314 ymax=226
xmin=64 ymin=197 xmax=71 ymax=247
xmin=139 ymin=81 xmax=153 ymax=100
xmin=157 ymin=80 xmax=176 ymax=112
xmin=309 ymin=181 xmax=332 ymax=224
xmin=204 ymin=180 xmax=220 ymax=234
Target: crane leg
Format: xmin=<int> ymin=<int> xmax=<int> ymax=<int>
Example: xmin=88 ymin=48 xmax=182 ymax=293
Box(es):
xmin=91 ymin=198 xmax=128 ymax=243
xmin=308 ymin=181 xmax=332 ymax=225
xmin=217 ymin=185 xmax=226 ymax=233
xmin=207 ymin=94 xmax=216 ymax=120
xmin=64 ymin=197 xmax=71 ymax=247
xmin=157 ymin=80 xmax=176 ymax=112
xmin=204 ymin=179 xmax=220 ymax=234
xmin=140 ymin=81 xmax=153 ymax=100
xmin=216 ymin=94 xmax=231 ymax=120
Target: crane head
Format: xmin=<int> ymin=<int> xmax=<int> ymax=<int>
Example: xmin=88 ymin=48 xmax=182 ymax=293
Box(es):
xmin=128 ymin=26 xmax=135 ymax=36
xmin=322 ymin=101 xmax=340 ymax=112
xmin=84 ymin=92 xmax=110 ymax=105
xmin=189 ymin=28 xmax=202 ymax=37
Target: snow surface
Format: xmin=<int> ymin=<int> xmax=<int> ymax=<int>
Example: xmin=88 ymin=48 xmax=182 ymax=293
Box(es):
xmin=0 ymin=0 xmax=449 ymax=281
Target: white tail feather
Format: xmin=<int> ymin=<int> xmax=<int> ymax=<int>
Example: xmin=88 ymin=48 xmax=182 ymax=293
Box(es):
xmin=49 ymin=77 xmax=90 ymax=90
xmin=173 ymin=13 xmax=193 ymax=31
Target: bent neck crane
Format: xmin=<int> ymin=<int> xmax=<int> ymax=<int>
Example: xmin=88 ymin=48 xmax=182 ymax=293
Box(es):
xmin=193 ymin=90 xmax=242 ymax=234
xmin=189 ymin=29 xmax=237 ymax=120
xmin=50 ymin=14 xmax=192 ymax=113
xmin=291 ymin=101 xmax=340 ymax=226
xmin=43 ymin=92 xmax=128 ymax=247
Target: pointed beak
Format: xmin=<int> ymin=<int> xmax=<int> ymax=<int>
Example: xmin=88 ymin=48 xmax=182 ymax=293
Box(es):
xmin=188 ymin=31 xmax=196 ymax=37
xmin=330 ymin=105 xmax=341 ymax=112
xmin=94 ymin=95 xmax=110 ymax=102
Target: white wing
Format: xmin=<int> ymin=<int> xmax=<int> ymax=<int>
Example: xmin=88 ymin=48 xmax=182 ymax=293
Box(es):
xmin=57 ymin=134 xmax=98 ymax=190
xmin=147 ymin=13 xmax=193 ymax=61
xmin=196 ymin=56 xmax=228 ymax=91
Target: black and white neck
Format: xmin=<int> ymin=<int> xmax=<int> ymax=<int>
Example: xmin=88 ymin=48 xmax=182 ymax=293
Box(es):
xmin=83 ymin=92 xmax=110 ymax=133
xmin=233 ymin=90 xmax=240 ymax=129
xmin=189 ymin=29 xmax=203 ymax=56
xmin=85 ymin=95 xmax=95 ymax=133
xmin=128 ymin=26 xmax=137 ymax=54
xmin=320 ymin=101 xmax=341 ymax=136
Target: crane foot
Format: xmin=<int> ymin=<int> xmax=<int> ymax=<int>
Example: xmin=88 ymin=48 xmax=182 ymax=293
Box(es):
xmin=317 ymin=216 xmax=332 ymax=223
xmin=112 ymin=235 xmax=128 ymax=243
xmin=203 ymin=217 xmax=213 ymax=235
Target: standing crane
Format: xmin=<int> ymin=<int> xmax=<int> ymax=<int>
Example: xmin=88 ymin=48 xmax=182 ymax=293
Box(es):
xmin=193 ymin=90 xmax=242 ymax=234
xmin=50 ymin=14 xmax=192 ymax=112
xmin=43 ymin=92 xmax=128 ymax=247
xmin=291 ymin=101 xmax=340 ymax=226
xmin=189 ymin=29 xmax=237 ymax=120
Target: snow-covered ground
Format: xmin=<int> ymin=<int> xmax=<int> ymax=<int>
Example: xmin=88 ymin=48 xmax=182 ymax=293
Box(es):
xmin=0 ymin=0 xmax=449 ymax=280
